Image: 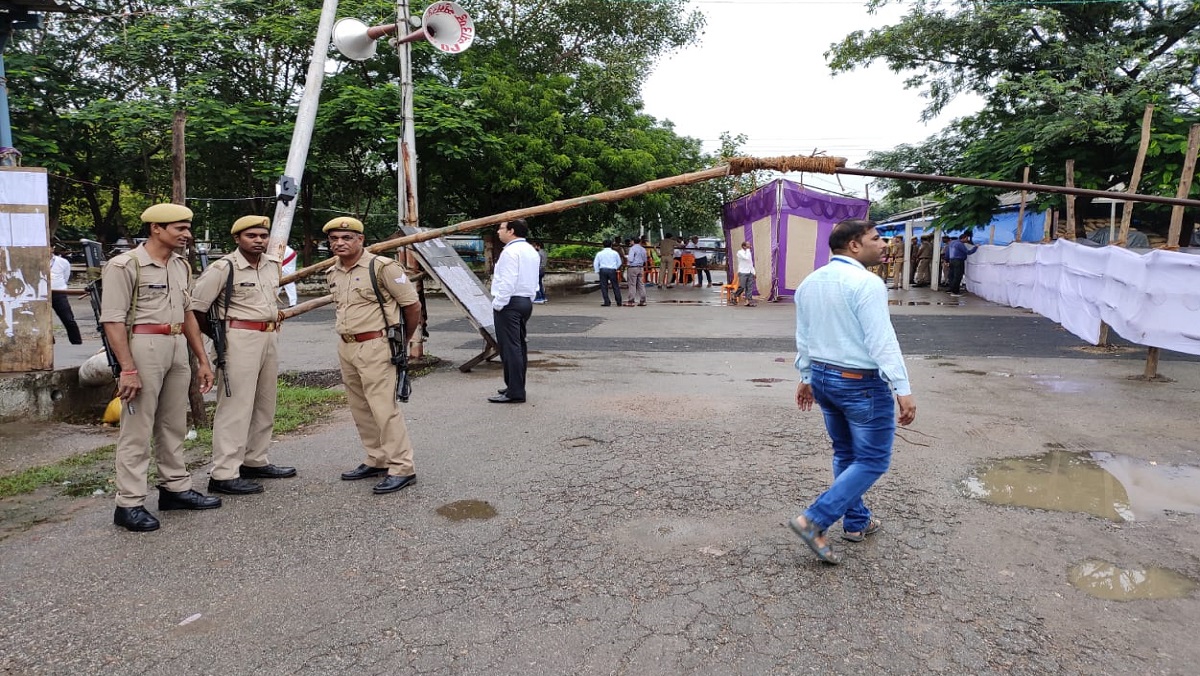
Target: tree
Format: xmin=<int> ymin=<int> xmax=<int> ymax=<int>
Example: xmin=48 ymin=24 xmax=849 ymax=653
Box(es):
xmin=828 ymin=1 xmax=1200 ymax=232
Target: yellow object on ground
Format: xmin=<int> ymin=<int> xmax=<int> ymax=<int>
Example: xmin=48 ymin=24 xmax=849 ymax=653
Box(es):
xmin=103 ymin=397 xmax=123 ymax=424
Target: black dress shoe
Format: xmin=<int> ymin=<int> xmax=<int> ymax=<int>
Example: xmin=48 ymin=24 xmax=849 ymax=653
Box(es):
xmin=157 ymin=487 xmax=222 ymax=511
xmin=240 ymin=463 xmax=297 ymax=479
xmin=498 ymin=388 xmax=507 ymax=395
xmin=373 ymin=474 xmax=416 ymax=494
xmin=341 ymin=464 xmax=388 ymax=481
xmin=208 ymin=477 xmax=264 ymax=495
xmin=114 ymin=506 xmax=160 ymax=532
xmin=488 ymin=394 xmax=525 ymax=403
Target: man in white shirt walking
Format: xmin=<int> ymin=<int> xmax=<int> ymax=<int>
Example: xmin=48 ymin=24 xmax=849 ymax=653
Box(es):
xmin=593 ymin=240 xmax=622 ymax=307
xmin=732 ymin=241 xmax=757 ymax=307
xmin=50 ymin=246 xmax=83 ymax=344
xmin=788 ymin=218 xmax=917 ymax=565
xmin=489 ymin=219 xmax=540 ymax=404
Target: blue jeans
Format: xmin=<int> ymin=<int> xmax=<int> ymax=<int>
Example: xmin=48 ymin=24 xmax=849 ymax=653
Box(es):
xmin=803 ymin=362 xmax=895 ymax=533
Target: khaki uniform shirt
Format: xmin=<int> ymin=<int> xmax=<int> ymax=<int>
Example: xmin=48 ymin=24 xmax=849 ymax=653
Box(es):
xmin=327 ymin=252 xmax=419 ymax=334
xmin=99 ymin=245 xmax=192 ymax=325
xmin=888 ymin=239 xmax=905 ymax=261
xmin=917 ymin=241 xmax=933 ymax=260
xmin=658 ymin=238 xmax=677 ymax=258
xmin=190 ymin=249 xmax=281 ymax=321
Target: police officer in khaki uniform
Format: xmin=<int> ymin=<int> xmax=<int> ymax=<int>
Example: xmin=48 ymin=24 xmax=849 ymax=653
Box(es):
xmin=101 ymin=203 xmax=221 ymax=532
xmin=324 ymin=217 xmax=423 ymax=494
xmin=190 ymin=215 xmax=297 ymax=496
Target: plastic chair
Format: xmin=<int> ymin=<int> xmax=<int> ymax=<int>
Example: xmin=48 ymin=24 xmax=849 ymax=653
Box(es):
xmin=679 ymin=253 xmax=696 ymax=285
xmin=721 ymin=277 xmax=739 ymax=305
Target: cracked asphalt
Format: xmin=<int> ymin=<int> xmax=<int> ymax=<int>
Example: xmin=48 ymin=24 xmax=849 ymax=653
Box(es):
xmin=3 ymin=285 xmax=1199 ymax=675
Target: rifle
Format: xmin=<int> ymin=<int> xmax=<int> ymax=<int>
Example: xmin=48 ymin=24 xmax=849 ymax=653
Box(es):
xmin=386 ymin=322 xmax=412 ymax=403
xmin=369 ymin=259 xmax=412 ymax=403
xmin=86 ymin=279 xmax=135 ymax=414
xmin=202 ymin=260 xmax=233 ymax=398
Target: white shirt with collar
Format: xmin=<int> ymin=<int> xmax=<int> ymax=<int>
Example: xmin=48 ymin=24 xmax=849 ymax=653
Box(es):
xmin=491 ymin=238 xmax=541 ymax=311
xmin=593 ymin=247 xmax=621 ymax=272
xmin=50 ymin=254 xmax=72 ymax=291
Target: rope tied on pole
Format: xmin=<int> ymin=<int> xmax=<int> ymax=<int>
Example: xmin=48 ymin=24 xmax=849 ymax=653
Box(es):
xmin=728 ymin=155 xmax=844 ymax=175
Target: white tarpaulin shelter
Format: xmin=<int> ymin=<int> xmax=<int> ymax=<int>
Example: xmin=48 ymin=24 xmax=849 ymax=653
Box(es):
xmin=965 ymin=239 xmax=1200 ymax=355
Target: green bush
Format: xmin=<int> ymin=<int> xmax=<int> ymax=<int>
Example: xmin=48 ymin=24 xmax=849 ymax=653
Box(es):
xmin=549 ymin=244 xmax=600 ymax=260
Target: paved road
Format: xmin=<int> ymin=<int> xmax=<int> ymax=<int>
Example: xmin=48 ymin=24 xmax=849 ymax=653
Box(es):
xmin=8 ymin=285 xmax=1198 ymax=675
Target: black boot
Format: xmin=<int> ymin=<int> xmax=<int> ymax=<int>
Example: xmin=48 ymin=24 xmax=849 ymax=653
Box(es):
xmin=114 ymin=506 xmax=160 ymax=532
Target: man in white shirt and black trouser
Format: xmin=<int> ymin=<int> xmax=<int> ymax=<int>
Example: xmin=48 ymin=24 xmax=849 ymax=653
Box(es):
xmin=50 ymin=246 xmax=83 ymax=344
xmin=489 ymin=218 xmax=540 ymax=404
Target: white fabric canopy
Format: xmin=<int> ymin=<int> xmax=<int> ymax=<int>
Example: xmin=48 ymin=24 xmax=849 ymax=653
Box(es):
xmin=966 ymin=239 xmax=1200 ymax=355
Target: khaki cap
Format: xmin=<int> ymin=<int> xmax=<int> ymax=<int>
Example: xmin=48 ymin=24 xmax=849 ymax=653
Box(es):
xmin=141 ymin=203 xmax=193 ymax=224
xmin=232 ymin=215 xmax=270 ymax=235
xmin=322 ymin=216 xmax=364 ymax=234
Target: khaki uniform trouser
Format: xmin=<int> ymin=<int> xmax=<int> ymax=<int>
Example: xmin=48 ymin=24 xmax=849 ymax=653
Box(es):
xmin=210 ymin=328 xmax=279 ymax=480
xmin=915 ymin=258 xmax=932 ymax=285
xmin=892 ymin=259 xmax=905 ymax=287
xmin=337 ymin=337 xmax=415 ymax=476
xmin=115 ymin=334 xmax=192 ymax=508
xmin=659 ymin=257 xmax=675 ymax=285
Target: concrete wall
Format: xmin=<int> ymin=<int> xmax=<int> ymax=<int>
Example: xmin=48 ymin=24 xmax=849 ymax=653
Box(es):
xmin=0 ymin=367 xmax=112 ymax=424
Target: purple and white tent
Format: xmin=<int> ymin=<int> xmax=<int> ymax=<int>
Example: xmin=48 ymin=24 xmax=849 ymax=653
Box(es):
xmin=722 ymin=179 xmax=870 ymax=301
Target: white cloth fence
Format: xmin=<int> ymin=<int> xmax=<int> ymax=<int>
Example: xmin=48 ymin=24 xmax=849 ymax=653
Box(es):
xmin=965 ymin=239 xmax=1200 ymax=355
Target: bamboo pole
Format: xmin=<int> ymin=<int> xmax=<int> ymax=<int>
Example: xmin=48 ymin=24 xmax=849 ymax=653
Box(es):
xmin=1166 ymin=124 xmax=1200 ymax=249
xmin=833 ymin=168 xmax=1200 ymax=209
xmin=1015 ymin=166 xmax=1030 ymax=242
xmin=281 ymin=156 xmax=847 ymax=286
xmin=1064 ymin=160 xmax=1076 ymax=240
xmin=1116 ymin=104 xmax=1155 ymax=247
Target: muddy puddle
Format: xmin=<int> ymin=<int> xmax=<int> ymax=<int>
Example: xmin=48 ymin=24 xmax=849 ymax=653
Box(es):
xmin=1068 ymin=559 xmax=1198 ymax=601
xmin=962 ymin=450 xmax=1200 ymax=521
xmin=435 ymin=500 xmax=498 ymax=522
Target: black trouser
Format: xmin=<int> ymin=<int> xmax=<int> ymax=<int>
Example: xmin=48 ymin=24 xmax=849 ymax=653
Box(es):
xmin=947 ymin=259 xmax=966 ymax=294
xmin=493 ymin=297 xmax=533 ymax=399
xmin=598 ymin=268 xmax=621 ymax=305
xmin=693 ymin=257 xmax=712 ymax=285
xmin=51 ymin=292 xmax=82 ymax=344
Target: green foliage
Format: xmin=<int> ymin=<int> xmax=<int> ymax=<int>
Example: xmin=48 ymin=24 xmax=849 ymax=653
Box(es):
xmin=9 ymin=0 xmax=724 ymax=248
xmin=828 ymin=0 xmax=1200 ymax=231
xmin=548 ymin=244 xmax=600 ymax=260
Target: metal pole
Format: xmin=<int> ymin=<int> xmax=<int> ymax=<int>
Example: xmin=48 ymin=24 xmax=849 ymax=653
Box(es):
xmin=0 ymin=27 xmax=14 ymax=165
xmin=397 ymin=0 xmax=419 ymax=232
xmin=268 ymin=0 xmax=340 ymax=259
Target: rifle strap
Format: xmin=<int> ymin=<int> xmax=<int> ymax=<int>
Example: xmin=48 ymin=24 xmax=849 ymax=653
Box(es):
xmin=220 ymin=259 xmax=234 ymax=319
xmin=367 ymin=255 xmax=392 ymax=329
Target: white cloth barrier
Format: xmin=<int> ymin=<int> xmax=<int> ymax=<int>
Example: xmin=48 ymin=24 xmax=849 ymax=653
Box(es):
xmin=965 ymin=239 xmax=1200 ymax=355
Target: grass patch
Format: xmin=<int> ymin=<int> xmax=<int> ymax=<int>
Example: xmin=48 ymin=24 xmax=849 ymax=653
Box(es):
xmin=0 ymin=381 xmax=345 ymax=500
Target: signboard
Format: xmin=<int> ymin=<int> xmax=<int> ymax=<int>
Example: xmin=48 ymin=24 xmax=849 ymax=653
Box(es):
xmin=400 ymin=225 xmax=498 ymax=370
xmin=0 ymin=167 xmax=52 ymax=372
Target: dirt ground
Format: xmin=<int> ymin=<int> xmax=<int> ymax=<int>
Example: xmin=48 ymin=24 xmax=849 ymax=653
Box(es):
xmin=1 ymin=287 xmax=1197 ymax=675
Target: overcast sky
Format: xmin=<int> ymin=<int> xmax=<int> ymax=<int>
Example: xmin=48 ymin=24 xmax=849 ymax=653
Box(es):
xmin=640 ymin=0 xmax=982 ymax=199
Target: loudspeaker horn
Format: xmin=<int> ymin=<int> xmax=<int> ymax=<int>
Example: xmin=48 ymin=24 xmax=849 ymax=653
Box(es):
xmin=332 ymin=2 xmax=475 ymax=61
xmin=404 ymin=1 xmax=475 ymax=53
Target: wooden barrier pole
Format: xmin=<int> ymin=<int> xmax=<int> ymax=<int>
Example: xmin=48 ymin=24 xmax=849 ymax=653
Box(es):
xmin=1116 ymin=104 xmax=1155 ymax=247
xmin=1166 ymin=124 xmax=1200 ymax=249
xmin=1015 ymin=166 xmax=1030 ymax=242
xmin=1063 ymin=160 xmax=1076 ymax=240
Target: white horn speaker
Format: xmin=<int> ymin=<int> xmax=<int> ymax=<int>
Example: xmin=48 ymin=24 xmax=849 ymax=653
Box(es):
xmin=332 ymin=18 xmax=399 ymax=61
xmin=406 ymin=1 xmax=475 ymax=53
xmin=333 ymin=2 xmax=475 ymax=60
